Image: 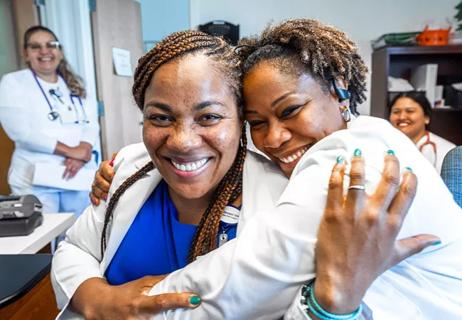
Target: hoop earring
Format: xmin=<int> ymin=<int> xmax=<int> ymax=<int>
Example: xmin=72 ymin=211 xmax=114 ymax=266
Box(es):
xmin=339 ymin=101 xmax=351 ymax=122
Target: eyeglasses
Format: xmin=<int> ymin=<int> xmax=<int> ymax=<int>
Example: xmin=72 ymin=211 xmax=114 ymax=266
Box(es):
xmin=27 ymin=41 xmax=61 ymax=51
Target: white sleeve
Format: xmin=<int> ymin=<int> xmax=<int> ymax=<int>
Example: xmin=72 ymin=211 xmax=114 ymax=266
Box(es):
xmin=148 ymin=153 xmax=335 ymax=319
xmin=51 ymin=202 xmax=105 ymax=310
xmin=79 ymin=95 xmax=99 ymax=146
xmin=0 ymin=74 xmax=57 ymax=153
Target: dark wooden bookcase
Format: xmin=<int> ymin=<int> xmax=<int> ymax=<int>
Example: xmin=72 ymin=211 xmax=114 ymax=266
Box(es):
xmin=370 ymin=45 xmax=462 ymax=145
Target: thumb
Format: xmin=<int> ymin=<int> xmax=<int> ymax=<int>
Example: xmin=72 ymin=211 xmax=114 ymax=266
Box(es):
xmin=390 ymin=234 xmax=441 ymax=267
xmin=137 ymin=293 xmax=201 ymax=314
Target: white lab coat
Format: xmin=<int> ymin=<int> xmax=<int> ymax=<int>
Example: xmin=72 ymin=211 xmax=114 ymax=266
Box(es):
xmin=0 ymin=69 xmax=99 ymax=194
xmin=52 ymin=116 xmax=462 ymax=320
xmin=416 ymin=131 xmax=456 ymax=174
xmin=51 ymin=143 xmax=288 ymax=319
xmin=147 ymin=116 xmax=462 ymax=319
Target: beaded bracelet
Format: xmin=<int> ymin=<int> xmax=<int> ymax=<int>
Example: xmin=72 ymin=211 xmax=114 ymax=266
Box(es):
xmin=300 ymin=280 xmax=362 ymax=320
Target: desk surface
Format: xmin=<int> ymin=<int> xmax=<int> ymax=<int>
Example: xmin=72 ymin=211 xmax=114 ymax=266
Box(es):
xmin=0 ymin=213 xmax=75 ymax=254
xmin=0 ymin=254 xmax=52 ymax=308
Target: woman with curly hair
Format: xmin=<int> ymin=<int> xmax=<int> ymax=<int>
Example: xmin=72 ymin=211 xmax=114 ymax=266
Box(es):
xmin=147 ymin=19 xmax=462 ymax=319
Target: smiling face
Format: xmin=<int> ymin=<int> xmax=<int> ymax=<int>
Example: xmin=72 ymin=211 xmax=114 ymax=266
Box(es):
xmin=24 ymin=30 xmax=63 ymax=81
xmin=142 ymin=53 xmax=241 ymax=205
xmin=389 ymin=97 xmax=428 ymax=143
xmin=244 ymin=61 xmax=346 ymax=177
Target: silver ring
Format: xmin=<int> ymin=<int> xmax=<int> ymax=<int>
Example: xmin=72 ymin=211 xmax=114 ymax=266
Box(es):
xmin=348 ymin=185 xmax=365 ymax=190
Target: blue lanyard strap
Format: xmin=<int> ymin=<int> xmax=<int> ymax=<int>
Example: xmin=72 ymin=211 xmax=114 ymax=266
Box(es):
xmin=31 ymin=69 xmax=55 ymax=113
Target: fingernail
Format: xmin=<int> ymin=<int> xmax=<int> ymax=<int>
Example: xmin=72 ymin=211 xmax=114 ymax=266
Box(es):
xmin=353 ymin=148 xmax=362 ymax=157
xmin=189 ymin=295 xmax=201 ymax=306
xmin=387 ymin=149 xmax=395 ymax=156
xmin=336 ymin=155 xmax=345 ymax=164
xmin=431 ymin=240 xmax=441 ymax=246
xmin=405 ymin=166 xmax=413 ymax=173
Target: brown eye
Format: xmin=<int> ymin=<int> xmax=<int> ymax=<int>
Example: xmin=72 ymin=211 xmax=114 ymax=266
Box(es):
xmin=280 ymin=105 xmax=302 ymax=119
xmin=198 ymin=114 xmax=222 ymax=126
xmin=146 ymin=113 xmax=173 ymax=127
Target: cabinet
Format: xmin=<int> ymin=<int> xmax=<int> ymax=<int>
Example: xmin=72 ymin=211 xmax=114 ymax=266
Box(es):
xmin=370 ymin=45 xmax=462 ymax=145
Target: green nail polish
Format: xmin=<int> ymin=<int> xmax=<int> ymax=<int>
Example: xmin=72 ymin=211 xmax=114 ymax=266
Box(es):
xmin=353 ymin=148 xmax=362 ymax=157
xmin=431 ymin=240 xmax=442 ymax=246
xmin=189 ymin=295 xmax=201 ymax=305
xmin=405 ymin=166 xmax=413 ymax=173
xmin=336 ymin=155 xmax=344 ymax=164
xmin=387 ymin=149 xmax=395 ymax=156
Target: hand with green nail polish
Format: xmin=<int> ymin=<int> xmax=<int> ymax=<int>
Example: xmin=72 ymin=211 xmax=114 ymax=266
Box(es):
xmin=71 ymin=275 xmax=201 ymax=319
xmin=314 ymin=153 xmax=440 ymax=314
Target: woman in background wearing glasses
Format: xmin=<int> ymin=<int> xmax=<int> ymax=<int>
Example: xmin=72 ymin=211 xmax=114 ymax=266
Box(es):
xmin=0 ymin=26 xmax=99 ymax=216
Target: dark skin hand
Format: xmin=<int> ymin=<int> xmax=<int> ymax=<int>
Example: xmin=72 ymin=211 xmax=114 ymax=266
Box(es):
xmin=313 ymin=152 xmax=440 ymax=315
xmin=71 ymin=275 xmax=201 ymax=320
xmin=90 ymin=154 xmax=116 ymax=206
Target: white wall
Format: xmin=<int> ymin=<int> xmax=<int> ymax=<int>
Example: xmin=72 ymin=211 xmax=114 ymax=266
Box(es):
xmin=190 ymin=0 xmax=459 ymax=114
xmin=139 ymin=0 xmax=189 ymax=49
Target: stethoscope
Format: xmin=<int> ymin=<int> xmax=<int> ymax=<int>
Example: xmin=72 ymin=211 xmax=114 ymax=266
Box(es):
xmin=32 ymin=69 xmax=88 ymax=123
xmin=418 ymin=131 xmax=437 ymax=163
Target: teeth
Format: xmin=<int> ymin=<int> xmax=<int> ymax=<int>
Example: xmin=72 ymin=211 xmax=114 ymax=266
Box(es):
xmin=279 ymin=147 xmax=309 ymax=164
xmin=171 ymin=158 xmax=208 ymax=172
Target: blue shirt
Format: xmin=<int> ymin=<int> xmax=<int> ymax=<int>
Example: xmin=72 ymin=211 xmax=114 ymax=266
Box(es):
xmin=105 ymin=180 xmax=237 ymax=285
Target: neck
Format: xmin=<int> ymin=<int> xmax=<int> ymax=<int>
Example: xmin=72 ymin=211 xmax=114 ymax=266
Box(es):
xmin=412 ymin=130 xmax=427 ymax=144
xmin=168 ymin=188 xmax=214 ymax=225
xmin=33 ymin=70 xmax=58 ymax=83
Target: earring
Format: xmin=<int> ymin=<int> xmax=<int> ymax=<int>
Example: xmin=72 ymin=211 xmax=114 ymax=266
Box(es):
xmin=339 ymin=101 xmax=351 ymax=122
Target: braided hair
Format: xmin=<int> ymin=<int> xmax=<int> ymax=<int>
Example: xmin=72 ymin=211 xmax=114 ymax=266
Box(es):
xmin=23 ymin=26 xmax=86 ymax=98
xmin=101 ymin=31 xmax=246 ymax=262
xmin=238 ymin=19 xmax=367 ymax=114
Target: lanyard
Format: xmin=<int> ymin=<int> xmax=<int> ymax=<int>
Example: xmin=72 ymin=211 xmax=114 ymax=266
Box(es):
xmin=31 ymin=69 xmax=84 ymax=122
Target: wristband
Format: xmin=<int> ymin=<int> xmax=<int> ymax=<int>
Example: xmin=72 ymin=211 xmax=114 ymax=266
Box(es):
xmin=300 ymin=280 xmax=362 ymax=320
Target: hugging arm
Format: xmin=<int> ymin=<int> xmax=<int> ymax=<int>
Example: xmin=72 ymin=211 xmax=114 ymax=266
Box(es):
xmin=148 ymin=152 xmax=437 ymax=319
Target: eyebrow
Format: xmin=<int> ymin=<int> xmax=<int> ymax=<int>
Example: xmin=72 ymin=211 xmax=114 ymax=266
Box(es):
xmin=144 ymin=100 xmax=225 ymax=112
xmin=244 ymin=91 xmax=300 ymax=114
xmin=271 ymin=91 xmax=295 ymax=108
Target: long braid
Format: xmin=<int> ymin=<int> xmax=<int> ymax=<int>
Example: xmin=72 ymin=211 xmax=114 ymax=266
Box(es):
xmin=100 ymin=162 xmax=154 ymax=256
xmin=188 ymin=127 xmax=247 ymax=261
xmin=99 ymin=30 xmax=245 ymax=259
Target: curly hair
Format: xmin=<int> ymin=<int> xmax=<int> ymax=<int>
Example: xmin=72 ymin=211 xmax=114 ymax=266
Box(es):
xmin=24 ymin=25 xmax=86 ymax=98
xmin=101 ymin=30 xmax=247 ymax=262
xmin=238 ymin=19 xmax=367 ymax=114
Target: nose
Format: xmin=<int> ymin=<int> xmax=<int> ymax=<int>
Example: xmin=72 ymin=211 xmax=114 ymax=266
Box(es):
xmin=263 ymin=121 xmax=291 ymax=149
xmin=39 ymin=45 xmax=49 ymax=54
xmin=167 ymin=123 xmax=202 ymax=152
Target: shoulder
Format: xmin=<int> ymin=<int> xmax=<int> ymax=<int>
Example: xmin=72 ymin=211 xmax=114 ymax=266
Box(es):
xmin=0 ymin=69 xmax=32 ymax=85
xmin=429 ymin=132 xmax=456 ymax=148
xmin=114 ymin=143 xmax=150 ymax=166
xmin=110 ymin=143 xmax=151 ymax=187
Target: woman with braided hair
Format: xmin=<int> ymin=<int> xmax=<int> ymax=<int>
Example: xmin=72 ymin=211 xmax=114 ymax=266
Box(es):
xmin=54 ymin=20 xmax=462 ymax=320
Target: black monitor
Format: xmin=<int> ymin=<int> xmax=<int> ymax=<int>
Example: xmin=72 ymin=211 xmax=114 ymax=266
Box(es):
xmin=198 ymin=20 xmax=239 ymax=45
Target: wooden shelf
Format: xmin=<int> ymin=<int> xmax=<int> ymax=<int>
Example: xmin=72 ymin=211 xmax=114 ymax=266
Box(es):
xmin=371 ymin=45 xmax=462 ymax=145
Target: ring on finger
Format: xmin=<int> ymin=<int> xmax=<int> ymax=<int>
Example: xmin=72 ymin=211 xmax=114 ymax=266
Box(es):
xmin=348 ymin=185 xmax=365 ymax=190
